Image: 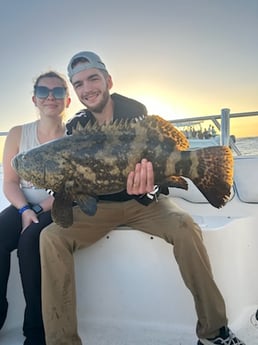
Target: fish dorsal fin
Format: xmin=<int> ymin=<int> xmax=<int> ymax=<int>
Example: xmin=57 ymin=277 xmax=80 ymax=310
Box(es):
xmin=71 ymin=114 xmax=189 ymax=151
xmin=72 ymin=115 xmax=146 ymax=135
xmin=72 ymin=120 xmax=101 ymax=135
xmin=146 ymin=115 xmax=189 ymax=150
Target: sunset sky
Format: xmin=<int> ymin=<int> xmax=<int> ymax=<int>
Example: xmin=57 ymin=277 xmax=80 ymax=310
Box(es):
xmin=0 ymin=0 xmax=257 ymax=158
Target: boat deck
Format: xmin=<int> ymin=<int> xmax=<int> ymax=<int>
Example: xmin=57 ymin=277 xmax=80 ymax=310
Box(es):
xmin=1 ymin=318 xmax=257 ymax=345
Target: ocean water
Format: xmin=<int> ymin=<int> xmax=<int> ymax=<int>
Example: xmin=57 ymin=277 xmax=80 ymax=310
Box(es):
xmin=0 ymin=136 xmax=258 ymax=177
xmin=235 ymin=136 xmax=258 ymax=155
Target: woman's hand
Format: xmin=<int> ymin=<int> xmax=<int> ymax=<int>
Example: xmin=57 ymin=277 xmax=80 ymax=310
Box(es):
xmin=21 ymin=209 xmax=39 ymax=233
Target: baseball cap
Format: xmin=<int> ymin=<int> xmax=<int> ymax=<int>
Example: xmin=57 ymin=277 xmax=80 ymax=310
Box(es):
xmin=67 ymin=51 xmax=108 ymax=80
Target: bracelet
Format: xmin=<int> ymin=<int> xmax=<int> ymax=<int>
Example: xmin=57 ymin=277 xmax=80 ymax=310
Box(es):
xmin=18 ymin=204 xmax=31 ymax=215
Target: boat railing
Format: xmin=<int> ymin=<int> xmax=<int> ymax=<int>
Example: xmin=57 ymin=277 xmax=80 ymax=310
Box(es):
xmin=170 ymin=109 xmax=258 ymax=155
xmin=1 ymin=109 xmax=258 ymax=156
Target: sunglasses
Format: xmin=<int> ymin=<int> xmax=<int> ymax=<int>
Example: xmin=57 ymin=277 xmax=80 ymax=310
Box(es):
xmin=35 ymin=86 xmax=67 ymax=99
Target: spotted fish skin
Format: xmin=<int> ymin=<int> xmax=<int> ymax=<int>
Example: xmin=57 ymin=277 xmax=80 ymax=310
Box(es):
xmin=12 ymin=115 xmax=233 ymax=227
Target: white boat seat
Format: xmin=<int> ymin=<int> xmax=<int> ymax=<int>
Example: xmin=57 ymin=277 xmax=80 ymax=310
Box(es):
xmin=234 ymin=156 xmax=258 ymax=203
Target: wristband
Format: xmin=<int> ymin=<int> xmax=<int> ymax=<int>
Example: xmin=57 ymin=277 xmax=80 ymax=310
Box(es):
xmin=136 ymin=185 xmax=161 ymax=206
xmin=18 ymin=204 xmax=31 ymax=215
xmin=146 ymin=185 xmax=160 ymax=201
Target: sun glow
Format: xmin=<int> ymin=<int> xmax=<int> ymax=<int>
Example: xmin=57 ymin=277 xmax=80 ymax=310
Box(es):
xmin=135 ymin=95 xmax=176 ymax=120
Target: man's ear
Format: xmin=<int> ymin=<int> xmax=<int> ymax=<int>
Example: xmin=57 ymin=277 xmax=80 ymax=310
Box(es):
xmin=107 ymin=75 xmax=113 ymax=90
xmin=66 ymin=97 xmax=71 ymax=108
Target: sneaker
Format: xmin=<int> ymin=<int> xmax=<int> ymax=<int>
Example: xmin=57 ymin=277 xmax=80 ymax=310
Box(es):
xmin=198 ymin=326 xmax=245 ymax=345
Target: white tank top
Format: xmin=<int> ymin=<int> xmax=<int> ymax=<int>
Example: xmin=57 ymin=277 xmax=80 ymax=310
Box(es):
xmin=19 ymin=121 xmax=40 ymax=153
xmin=19 ymin=121 xmax=61 ymax=204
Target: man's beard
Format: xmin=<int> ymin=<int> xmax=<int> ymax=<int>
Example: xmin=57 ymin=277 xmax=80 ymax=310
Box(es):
xmin=85 ymin=89 xmax=110 ymax=114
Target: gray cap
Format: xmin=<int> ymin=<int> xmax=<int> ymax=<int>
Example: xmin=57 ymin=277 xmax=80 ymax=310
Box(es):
xmin=67 ymin=51 xmax=108 ymax=80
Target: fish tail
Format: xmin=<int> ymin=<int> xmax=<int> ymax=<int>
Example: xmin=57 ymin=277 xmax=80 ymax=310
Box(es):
xmin=185 ymin=146 xmax=233 ymax=208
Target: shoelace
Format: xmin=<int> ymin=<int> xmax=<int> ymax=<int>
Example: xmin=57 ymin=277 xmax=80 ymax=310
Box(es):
xmin=200 ymin=329 xmax=245 ymax=345
xmin=216 ymin=330 xmax=244 ymax=345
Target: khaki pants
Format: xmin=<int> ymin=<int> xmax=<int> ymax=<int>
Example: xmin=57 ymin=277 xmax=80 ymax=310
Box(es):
xmin=40 ymin=196 xmax=227 ymax=345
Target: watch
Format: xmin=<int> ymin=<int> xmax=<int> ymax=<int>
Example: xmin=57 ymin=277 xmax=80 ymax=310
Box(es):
xmin=31 ymin=204 xmax=43 ymax=215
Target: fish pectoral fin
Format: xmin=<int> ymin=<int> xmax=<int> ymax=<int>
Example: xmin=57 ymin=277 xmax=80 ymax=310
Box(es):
xmin=76 ymin=194 xmax=98 ymax=216
xmin=51 ymin=192 xmax=73 ymax=228
xmin=164 ymin=176 xmax=188 ymax=190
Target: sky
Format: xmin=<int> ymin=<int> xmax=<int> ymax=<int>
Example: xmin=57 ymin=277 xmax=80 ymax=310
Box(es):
xmin=0 ymin=0 xmax=258 ymax=144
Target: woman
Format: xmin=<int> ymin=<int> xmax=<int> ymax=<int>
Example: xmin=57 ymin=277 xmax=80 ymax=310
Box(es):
xmin=0 ymin=71 xmax=71 ymax=345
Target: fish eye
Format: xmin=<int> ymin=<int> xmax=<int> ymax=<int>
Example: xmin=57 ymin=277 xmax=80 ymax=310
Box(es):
xmin=21 ymin=153 xmax=27 ymax=161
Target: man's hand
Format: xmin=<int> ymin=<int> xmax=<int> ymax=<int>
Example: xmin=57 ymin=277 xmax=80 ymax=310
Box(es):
xmin=127 ymin=158 xmax=154 ymax=195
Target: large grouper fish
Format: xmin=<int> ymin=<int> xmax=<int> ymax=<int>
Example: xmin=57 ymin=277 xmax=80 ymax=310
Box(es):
xmin=12 ymin=115 xmax=233 ymax=228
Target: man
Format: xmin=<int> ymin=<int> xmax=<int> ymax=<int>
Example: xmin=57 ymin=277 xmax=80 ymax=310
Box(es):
xmin=40 ymin=51 xmax=245 ymax=345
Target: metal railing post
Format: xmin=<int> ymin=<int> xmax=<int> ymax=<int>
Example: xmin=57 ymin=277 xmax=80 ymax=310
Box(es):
xmin=221 ymin=108 xmax=230 ymax=146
